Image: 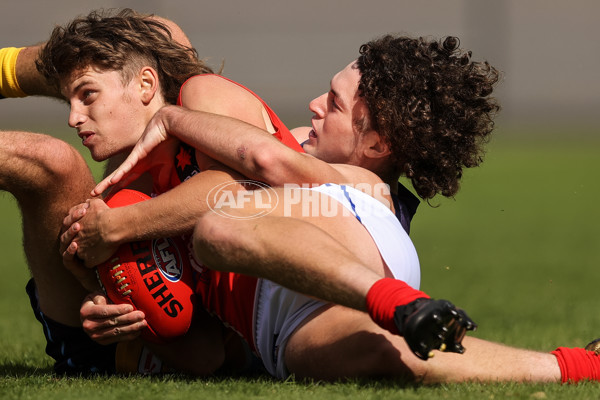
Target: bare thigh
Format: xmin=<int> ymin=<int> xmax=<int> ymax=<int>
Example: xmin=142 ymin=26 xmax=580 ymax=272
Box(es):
xmin=0 ymin=131 xmax=95 ymax=325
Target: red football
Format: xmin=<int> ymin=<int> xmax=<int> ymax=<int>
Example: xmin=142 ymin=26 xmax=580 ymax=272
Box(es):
xmin=96 ymin=190 xmax=196 ymax=343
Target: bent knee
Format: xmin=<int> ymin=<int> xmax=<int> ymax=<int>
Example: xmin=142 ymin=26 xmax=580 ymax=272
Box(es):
xmin=12 ymin=133 xmax=87 ymax=182
xmin=192 ymin=211 xmax=259 ymax=271
xmin=1 ymin=132 xmax=92 ymax=195
xmin=192 ymin=212 xmax=232 ymax=268
xmin=36 ymin=136 xmax=89 ymax=181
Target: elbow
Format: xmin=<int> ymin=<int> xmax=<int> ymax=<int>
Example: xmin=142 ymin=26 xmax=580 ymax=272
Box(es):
xmin=193 ymin=213 xmax=236 ymax=271
xmin=249 ymin=147 xmax=291 ymax=187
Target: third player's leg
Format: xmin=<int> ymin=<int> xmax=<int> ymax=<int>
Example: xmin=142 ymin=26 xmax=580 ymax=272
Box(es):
xmin=0 ymin=130 xmax=96 ymax=326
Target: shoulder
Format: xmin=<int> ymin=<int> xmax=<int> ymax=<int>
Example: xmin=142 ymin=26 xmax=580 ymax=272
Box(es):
xmin=180 ymin=75 xmax=254 ymax=107
xmin=330 ymin=164 xmax=384 ymax=186
xmin=329 ymin=164 xmax=394 ymax=211
xmin=179 ymin=74 xmax=267 ymax=128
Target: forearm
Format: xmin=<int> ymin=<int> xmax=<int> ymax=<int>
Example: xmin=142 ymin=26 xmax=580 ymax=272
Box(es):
xmin=103 ymin=168 xmax=242 ymax=244
xmin=16 ymin=45 xmax=61 ymax=97
xmin=160 ymin=106 xmax=335 ymax=187
xmin=0 ymin=45 xmax=63 ymax=99
xmin=160 ymin=106 xmax=284 ymax=182
xmin=105 ymin=178 xmax=204 ymax=244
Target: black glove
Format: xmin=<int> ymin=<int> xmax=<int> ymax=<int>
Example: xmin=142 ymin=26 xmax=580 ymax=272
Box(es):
xmin=394 ymin=298 xmax=477 ymax=360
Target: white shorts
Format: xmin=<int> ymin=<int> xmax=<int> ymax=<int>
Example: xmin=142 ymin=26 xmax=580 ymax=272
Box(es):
xmin=254 ymin=279 xmax=326 ymax=378
xmin=253 ymin=184 xmax=420 ymax=379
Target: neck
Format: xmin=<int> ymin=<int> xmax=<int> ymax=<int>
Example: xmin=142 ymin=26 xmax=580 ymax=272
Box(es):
xmin=381 ymin=173 xmax=400 ymax=194
xmin=368 ymin=159 xmax=399 ymax=194
xmin=103 ymin=154 xmax=154 ymax=196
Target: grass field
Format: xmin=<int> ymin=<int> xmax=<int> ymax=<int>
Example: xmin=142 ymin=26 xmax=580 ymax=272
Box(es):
xmin=0 ymin=127 xmax=599 ymax=399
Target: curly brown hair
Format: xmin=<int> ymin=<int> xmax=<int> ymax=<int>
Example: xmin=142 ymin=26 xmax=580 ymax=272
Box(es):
xmin=356 ymin=35 xmax=500 ymax=199
xmin=36 ymin=8 xmax=213 ymax=105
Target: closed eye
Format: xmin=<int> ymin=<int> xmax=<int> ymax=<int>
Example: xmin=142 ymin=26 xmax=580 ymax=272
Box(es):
xmin=329 ymin=90 xmax=341 ymax=111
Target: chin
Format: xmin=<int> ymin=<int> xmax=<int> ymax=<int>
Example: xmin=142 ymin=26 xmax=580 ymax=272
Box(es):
xmin=301 ymin=143 xmax=316 ymax=156
xmin=90 ymin=153 xmax=105 ymax=162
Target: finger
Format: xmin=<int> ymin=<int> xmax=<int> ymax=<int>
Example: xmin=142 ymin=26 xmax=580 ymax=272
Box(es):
xmin=62 ymin=242 xmax=81 ymax=273
xmin=81 ymin=301 xmax=137 ymax=321
xmin=92 ymin=175 xmax=117 ymax=197
xmin=80 ymin=294 xmax=109 ymax=320
xmin=84 ymin=310 xmax=146 ymax=329
xmin=82 ymin=312 xmax=147 ymax=343
xmin=59 ymin=223 xmax=80 ymax=253
xmin=63 ymin=203 xmax=89 ymax=226
xmin=63 ymin=246 xmax=102 ymax=292
xmin=91 ymin=158 xmax=137 ymax=197
xmin=105 ymin=172 xmax=142 ymax=198
xmin=91 ymin=137 xmax=156 ymax=196
xmin=62 ymin=241 xmax=77 ymax=261
xmin=87 ymin=291 xmax=110 ymax=306
xmin=88 ymin=322 xmax=146 ymax=345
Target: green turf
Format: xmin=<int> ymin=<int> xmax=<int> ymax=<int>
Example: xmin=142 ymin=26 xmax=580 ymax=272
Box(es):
xmin=0 ymin=128 xmax=599 ymax=399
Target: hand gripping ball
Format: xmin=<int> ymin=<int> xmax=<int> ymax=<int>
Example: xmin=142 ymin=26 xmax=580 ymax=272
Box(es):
xmin=95 ymin=190 xmax=196 ymax=343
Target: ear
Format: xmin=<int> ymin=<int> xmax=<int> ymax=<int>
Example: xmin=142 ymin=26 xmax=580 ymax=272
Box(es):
xmin=362 ymin=130 xmax=392 ymax=160
xmin=138 ymin=67 xmax=160 ymax=104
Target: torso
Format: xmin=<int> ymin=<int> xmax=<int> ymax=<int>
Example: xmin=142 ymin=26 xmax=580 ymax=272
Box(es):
xmin=159 ymin=75 xmax=420 ymax=355
xmin=159 ymin=74 xmax=304 ymax=351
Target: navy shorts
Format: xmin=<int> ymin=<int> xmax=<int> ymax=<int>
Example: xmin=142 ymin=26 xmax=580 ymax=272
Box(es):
xmin=26 ymin=279 xmax=117 ymax=375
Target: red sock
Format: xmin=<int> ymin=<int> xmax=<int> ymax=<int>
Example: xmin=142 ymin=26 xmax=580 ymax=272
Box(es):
xmin=365 ymin=278 xmax=430 ymax=334
xmin=551 ymin=347 xmax=600 ymax=383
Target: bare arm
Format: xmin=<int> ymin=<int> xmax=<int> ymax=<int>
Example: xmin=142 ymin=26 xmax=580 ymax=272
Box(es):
xmin=94 ymin=75 xmax=370 ymax=196
xmin=62 ymin=76 xmax=276 ymax=265
xmin=14 ymin=45 xmax=58 ymax=97
xmin=64 ymin=75 xmax=378 ymax=265
xmin=69 ymin=76 xmax=380 ymax=265
xmin=95 ymin=106 xmax=351 ymax=195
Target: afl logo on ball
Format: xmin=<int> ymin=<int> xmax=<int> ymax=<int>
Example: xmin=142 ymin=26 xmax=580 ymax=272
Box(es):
xmin=152 ymin=238 xmax=183 ymax=282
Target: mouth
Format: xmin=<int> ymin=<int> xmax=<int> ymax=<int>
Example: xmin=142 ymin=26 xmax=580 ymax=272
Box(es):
xmin=78 ymin=131 xmax=95 ymax=146
xmin=308 ymin=129 xmax=317 ymax=139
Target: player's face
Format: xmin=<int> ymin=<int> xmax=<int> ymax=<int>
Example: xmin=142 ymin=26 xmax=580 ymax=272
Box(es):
xmin=303 ymin=61 xmax=371 ymax=166
xmin=62 ymin=66 xmax=155 ymax=162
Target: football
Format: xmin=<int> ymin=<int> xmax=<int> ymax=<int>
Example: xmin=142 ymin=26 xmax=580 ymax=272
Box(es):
xmin=96 ymin=190 xmax=196 ymax=343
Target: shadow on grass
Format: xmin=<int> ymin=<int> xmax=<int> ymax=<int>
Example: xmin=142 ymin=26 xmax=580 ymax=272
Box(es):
xmin=0 ymin=362 xmax=53 ymax=377
xmin=0 ymin=362 xmax=423 ymax=391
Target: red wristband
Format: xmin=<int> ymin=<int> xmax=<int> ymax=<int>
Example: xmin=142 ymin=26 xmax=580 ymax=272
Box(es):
xmin=365 ymin=278 xmax=430 ymax=334
xmin=551 ymin=347 xmax=600 ymax=383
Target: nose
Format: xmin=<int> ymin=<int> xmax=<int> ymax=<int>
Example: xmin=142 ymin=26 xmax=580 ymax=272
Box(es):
xmin=309 ymin=92 xmax=327 ymax=118
xmin=68 ymin=104 xmax=86 ymax=128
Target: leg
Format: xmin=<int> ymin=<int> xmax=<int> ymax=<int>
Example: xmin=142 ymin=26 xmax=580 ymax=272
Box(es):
xmin=194 ymin=190 xmax=436 ymax=343
xmin=285 ymin=304 xmax=561 ymax=383
xmin=0 ymin=130 xmax=95 ymax=326
xmin=194 ymin=189 xmax=386 ymax=311
xmin=194 ymin=188 xmax=562 ymax=382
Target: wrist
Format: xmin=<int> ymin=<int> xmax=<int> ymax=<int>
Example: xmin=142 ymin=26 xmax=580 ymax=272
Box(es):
xmin=99 ymin=207 xmax=134 ymax=247
xmin=160 ymin=104 xmax=185 ymax=134
xmin=0 ymin=47 xmax=27 ymax=98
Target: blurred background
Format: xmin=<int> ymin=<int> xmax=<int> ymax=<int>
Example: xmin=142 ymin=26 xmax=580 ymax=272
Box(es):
xmin=1 ymin=0 xmax=600 ymax=369
xmin=2 ymin=0 xmax=599 ymax=133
